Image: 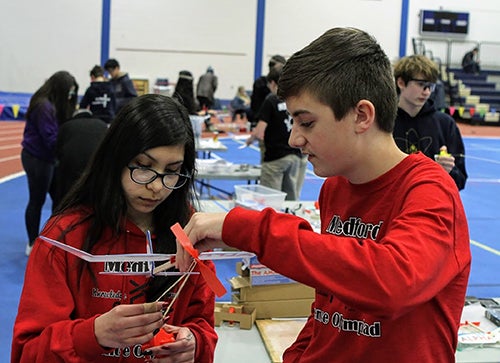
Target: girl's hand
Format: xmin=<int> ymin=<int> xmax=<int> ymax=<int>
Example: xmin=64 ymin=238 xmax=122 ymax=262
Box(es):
xmin=94 ymin=302 xmax=165 ymax=349
xmin=144 ymin=325 xmax=196 ymax=363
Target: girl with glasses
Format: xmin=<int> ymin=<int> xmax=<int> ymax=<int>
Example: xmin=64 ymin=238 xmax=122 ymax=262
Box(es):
xmin=12 ymin=94 xmax=217 ymax=362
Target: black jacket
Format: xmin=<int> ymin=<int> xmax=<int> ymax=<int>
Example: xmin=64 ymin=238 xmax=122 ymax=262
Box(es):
xmin=394 ymin=100 xmax=467 ymax=190
xmin=79 ymin=81 xmax=116 ymax=123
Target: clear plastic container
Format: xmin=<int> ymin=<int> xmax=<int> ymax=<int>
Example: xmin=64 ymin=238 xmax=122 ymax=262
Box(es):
xmin=234 ymin=185 xmax=286 ymax=210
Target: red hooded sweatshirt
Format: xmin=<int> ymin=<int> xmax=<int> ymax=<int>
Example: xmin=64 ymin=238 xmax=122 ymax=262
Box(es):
xmin=222 ymin=153 xmax=470 ymax=362
xmin=12 ymin=211 xmax=217 ymax=363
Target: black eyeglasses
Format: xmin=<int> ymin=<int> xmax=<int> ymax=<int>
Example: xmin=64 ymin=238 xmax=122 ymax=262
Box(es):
xmin=409 ymin=78 xmax=436 ymax=92
xmin=127 ymin=166 xmax=191 ymax=190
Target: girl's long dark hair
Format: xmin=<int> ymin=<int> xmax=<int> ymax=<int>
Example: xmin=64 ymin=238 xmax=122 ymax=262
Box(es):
xmin=27 ymin=71 xmax=79 ymax=124
xmin=52 ymin=94 xmax=197 ymax=300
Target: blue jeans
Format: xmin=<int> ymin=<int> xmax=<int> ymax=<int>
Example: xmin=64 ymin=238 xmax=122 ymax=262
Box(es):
xmin=21 ymin=149 xmax=55 ymax=245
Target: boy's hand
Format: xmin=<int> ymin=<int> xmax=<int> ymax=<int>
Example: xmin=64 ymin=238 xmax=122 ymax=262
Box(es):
xmin=176 ymin=212 xmax=229 ymax=272
xmin=435 ymin=146 xmax=455 ymax=173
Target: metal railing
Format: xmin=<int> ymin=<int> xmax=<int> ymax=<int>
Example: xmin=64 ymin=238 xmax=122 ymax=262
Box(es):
xmin=412 ymin=37 xmax=500 ymax=69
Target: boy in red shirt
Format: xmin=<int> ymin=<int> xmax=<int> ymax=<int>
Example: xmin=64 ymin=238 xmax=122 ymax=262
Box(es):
xmin=178 ymin=27 xmax=471 ymax=362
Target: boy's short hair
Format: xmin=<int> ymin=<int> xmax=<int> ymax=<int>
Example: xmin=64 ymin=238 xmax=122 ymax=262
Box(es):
xmin=278 ymin=27 xmax=397 ymax=133
xmin=393 ymin=55 xmax=439 ymax=85
xmin=90 ymin=65 xmax=104 ymax=78
xmin=104 ymin=58 xmax=119 ymax=71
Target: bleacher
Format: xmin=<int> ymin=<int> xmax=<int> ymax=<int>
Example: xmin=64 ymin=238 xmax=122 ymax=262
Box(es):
xmin=444 ymin=67 xmax=500 ymax=126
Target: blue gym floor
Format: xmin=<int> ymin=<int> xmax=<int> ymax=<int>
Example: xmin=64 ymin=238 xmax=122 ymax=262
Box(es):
xmin=1 ymin=134 xmax=499 ymax=362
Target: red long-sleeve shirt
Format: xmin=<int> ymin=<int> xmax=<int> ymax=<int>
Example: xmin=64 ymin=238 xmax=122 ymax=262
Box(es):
xmin=222 ymin=152 xmax=470 ymax=362
xmin=12 ymin=212 xmax=217 ymax=363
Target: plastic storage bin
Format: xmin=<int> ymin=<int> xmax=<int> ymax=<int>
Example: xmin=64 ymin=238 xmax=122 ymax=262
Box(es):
xmin=234 ymin=184 xmax=286 ymax=211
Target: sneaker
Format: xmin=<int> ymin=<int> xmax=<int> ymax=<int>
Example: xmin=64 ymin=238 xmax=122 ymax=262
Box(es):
xmin=25 ymin=243 xmax=33 ymax=257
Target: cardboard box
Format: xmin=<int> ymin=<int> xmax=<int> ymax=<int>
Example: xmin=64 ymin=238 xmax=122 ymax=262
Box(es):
xmin=249 ymin=265 xmax=296 ymax=285
xmin=214 ymin=303 xmax=256 ymax=329
xmin=230 ymin=278 xmax=315 ymax=302
xmin=230 ymin=261 xmax=315 ymax=319
xmin=236 ymin=261 xmax=296 ymax=286
xmin=229 ymin=278 xmax=315 ymax=319
xmin=131 ymin=78 xmax=149 ymax=96
xmin=232 ymin=296 xmax=313 ymax=319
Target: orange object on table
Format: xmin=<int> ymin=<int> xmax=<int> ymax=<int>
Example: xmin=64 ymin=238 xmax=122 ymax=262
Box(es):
xmin=228 ymin=306 xmax=236 ymax=327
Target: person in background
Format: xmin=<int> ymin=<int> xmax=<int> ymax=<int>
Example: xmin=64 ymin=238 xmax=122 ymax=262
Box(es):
xmin=172 ymin=70 xmax=199 ymax=115
xmin=230 ymin=86 xmax=252 ymax=121
xmin=104 ymin=58 xmax=137 ymax=113
xmin=51 ymin=109 xmax=108 ymax=210
xmin=250 ymin=54 xmax=286 ymax=128
xmin=246 ymin=65 xmax=304 ymax=200
xmin=393 ymin=54 xmax=467 ymax=190
xmin=177 ymin=27 xmax=471 ymax=362
xmin=12 ymin=94 xmax=217 ymax=362
xmin=79 ymin=65 xmax=116 ymax=123
xmin=173 ymin=70 xmax=210 ymax=141
xmin=462 ymin=47 xmax=480 ymax=74
xmin=21 ymin=70 xmax=78 ymax=256
xmin=196 ymin=66 xmax=218 ymax=110
xmin=249 ymin=54 xmax=287 ymax=163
